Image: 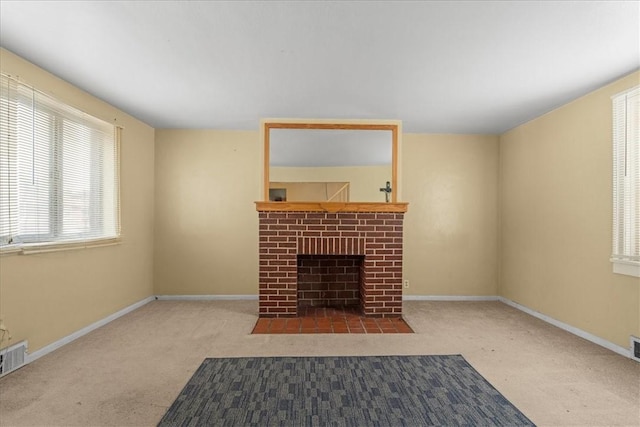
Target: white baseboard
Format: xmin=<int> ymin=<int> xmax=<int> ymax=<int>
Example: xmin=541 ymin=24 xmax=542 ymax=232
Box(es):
xmin=155 ymin=294 xmax=258 ymax=301
xmin=26 ymin=296 xmax=155 ymax=364
xmin=498 ymin=297 xmax=631 ymax=359
xmin=403 ymin=295 xmax=500 ymax=301
xmin=21 ymin=293 xmax=632 ymax=368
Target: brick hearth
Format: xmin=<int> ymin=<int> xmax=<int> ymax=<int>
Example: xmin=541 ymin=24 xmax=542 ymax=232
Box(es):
xmin=258 ymin=211 xmax=404 ymax=317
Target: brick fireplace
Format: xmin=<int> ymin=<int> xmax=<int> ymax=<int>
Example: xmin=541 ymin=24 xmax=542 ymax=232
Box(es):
xmin=257 ymin=206 xmax=407 ymax=317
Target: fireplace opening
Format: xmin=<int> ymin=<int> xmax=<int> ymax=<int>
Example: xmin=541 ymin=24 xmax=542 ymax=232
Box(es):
xmin=297 ymin=255 xmax=364 ymax=312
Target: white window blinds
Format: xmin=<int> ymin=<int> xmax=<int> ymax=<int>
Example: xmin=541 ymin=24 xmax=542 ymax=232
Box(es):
xmin=0 ymin=74 xmax=120 ymax=250
xmin=612 ymin=85 xmax=640 ymax=270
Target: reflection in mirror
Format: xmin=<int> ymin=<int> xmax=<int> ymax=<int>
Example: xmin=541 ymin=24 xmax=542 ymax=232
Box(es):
xmin=267 ymin=127 xmax=395 ymax=203
xmin=269 ymin=182 xmax=350 ymax=202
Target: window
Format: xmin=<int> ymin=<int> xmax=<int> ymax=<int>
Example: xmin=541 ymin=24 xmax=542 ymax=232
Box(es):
xmin=612 ymin=85 xmax=639 ymax=277
xmin=0 ymin=74 xmax=120 ymax=253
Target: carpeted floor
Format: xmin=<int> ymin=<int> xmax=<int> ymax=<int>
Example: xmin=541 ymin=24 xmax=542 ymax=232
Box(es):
xmin=158 ymin=355 xmax=535 ymax=426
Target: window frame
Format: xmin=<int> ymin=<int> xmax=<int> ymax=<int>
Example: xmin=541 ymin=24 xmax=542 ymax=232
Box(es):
xmin=0 ymin=74 xmax=121 ymax=255
xmin=611 ymin=85 xmax=640 ymax=278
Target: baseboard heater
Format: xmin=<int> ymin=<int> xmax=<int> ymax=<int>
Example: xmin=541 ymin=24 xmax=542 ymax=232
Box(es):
xmin=632 ymin=336 xmax=640 ymax=363
xmin=0 ymin=341 xmax=27 ymax=376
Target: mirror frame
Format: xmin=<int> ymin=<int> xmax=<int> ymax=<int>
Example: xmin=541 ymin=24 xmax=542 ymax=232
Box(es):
xmin=263 ymin=120 xmax=399 ymax=203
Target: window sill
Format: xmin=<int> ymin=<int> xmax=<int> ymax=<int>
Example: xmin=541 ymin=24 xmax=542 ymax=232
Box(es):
xmin=1 ymin=237 xmax=121 ymax=256
xmin=611 ymin=260 xmax=640 ymax=278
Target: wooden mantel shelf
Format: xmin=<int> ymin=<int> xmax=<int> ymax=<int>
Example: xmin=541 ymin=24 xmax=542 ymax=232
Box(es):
xmin=255 ymin=201 xmax=409 ymax=213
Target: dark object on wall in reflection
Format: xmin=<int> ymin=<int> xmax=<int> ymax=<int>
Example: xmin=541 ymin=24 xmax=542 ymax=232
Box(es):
xmin=269 ymin=188 xmax=287 ymax=202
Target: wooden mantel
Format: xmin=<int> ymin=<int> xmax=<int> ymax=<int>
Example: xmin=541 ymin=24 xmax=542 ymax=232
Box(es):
xmin=255 ymin=201 xmax=408 ymax=213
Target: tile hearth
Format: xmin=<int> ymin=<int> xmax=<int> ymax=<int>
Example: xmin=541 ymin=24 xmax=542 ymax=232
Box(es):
xmin=251 ymin=306 xmax=414 ymax=334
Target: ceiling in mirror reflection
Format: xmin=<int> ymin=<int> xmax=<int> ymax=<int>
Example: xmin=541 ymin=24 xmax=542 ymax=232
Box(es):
xmin=270 ymin=129 xmax=392 ymax=167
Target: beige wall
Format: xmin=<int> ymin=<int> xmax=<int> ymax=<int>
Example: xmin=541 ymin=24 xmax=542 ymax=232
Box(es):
xmin=403 ymin=134 xmax=500 ymax=296
xmin=154 ymin=130 xmax=261 ymax=295
xmin=0 ymin=49 xmax=155 ymax=353
xmin=154 ymin=130 xmax=499 ymax=298
xmin=270 ymin=165 xmax=391 ymax=202
xmin=499 ymin=71 xmax=640 ymax=348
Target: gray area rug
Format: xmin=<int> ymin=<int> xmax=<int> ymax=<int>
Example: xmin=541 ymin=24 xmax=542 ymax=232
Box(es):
xmin=158 ymin=355 xmax=535 ymax=427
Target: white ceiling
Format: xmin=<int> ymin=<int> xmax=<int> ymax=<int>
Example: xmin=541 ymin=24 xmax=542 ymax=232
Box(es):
xmin=0 ymin=1 xmax=638 ymax=134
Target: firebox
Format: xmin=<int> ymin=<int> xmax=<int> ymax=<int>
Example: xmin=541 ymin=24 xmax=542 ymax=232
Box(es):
xmin=297 ymin=255 xmax=364 ymax=310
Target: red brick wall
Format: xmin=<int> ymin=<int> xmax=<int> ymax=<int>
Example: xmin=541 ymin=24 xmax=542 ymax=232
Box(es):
xmin=297 ymin=255 xmax=363 ymax=308
xmin=258 ymin=211 xmax=404 ymax=317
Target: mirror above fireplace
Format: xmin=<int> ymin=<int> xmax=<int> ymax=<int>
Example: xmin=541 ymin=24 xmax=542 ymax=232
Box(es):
xmin=262 ymin=120 xmax=401 ymax=204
